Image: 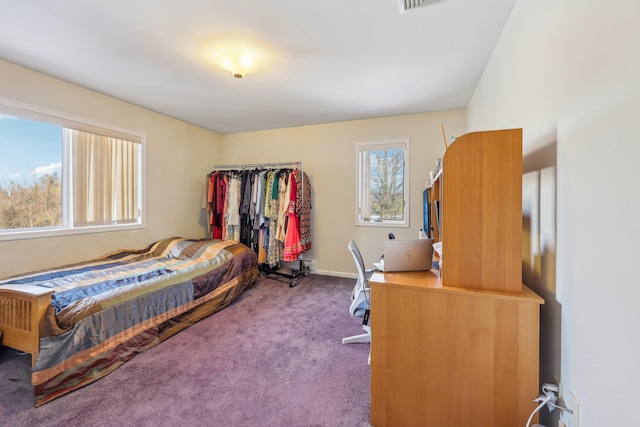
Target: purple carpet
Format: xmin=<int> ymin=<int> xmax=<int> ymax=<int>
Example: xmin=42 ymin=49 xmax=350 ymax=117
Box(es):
xmin=0 ymin=274 xmax=372 ymax=427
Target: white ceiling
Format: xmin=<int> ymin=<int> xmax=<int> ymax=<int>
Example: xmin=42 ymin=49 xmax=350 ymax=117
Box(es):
xmin=0 ymin=0 xmax=516 ymax=134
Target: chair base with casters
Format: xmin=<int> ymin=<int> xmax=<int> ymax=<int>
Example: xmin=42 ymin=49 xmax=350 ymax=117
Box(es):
xmin=342 ymin=324 xmax=370 ymax=344
xmin=342 ymin=324 xmax=371 ymax=365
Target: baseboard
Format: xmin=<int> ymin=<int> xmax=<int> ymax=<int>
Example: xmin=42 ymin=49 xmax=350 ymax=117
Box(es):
xmin=314 ymin=269 xmax=357 ymax=279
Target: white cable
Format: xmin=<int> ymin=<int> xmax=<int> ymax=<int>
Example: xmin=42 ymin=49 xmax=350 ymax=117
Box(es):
xmin=547 ymin=400 xmax=573 ymax=413
xmin=541 ymin=382 xmax=573 ymax=413
xmin=525 ymin=394 xmax=553 ymax=427
xmin=525 ymin=383 xmax=573 ymax=426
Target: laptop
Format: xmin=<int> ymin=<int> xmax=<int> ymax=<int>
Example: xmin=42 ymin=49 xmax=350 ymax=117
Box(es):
xmin=375 ymin=238 xmax=434 ymax=272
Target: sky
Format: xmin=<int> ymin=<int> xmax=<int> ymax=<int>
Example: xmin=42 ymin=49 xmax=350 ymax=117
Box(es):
xmin=0 ymin=113 xmax=62 ymax=187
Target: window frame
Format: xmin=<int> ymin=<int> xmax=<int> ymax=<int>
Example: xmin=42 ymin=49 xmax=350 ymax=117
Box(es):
xmin=0 ymin=99 xmax=146 ymax=241
xmin=355 ymin=138 xmax=410 ymax=228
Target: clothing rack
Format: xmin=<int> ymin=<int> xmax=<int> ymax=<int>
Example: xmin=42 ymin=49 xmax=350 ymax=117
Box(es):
xmin=212 ymin=161 xmax=303 ymax=171
xmin=209 ymin=160 xmax=310 ymax=287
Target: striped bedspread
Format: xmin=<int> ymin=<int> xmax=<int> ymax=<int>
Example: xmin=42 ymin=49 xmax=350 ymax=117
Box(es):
xmin=1 ymin=237 xmax=258 ymax=406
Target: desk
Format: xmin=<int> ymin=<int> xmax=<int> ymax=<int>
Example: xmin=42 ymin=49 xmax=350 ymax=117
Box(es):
xmin=369 ymin=270 xmax=544 ymax=427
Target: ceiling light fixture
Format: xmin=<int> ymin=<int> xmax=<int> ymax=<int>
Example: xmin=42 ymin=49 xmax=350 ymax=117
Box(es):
xmin=215 ymin=50 xmax=259 ymax=79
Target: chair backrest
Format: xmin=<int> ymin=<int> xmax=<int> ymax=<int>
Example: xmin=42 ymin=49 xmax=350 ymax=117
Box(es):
xmin=347 ymin=240 xmax=370 ymax=317
xmin=348 ymin=240 xmax=367 ymax=284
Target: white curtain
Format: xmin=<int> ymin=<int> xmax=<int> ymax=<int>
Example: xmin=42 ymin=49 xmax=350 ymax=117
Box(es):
xmin=68 ymin=129 xmax=139 ymax=226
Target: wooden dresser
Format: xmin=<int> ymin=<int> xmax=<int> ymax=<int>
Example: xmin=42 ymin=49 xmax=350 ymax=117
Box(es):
xmin=369 ymin=129 xmax=544 ymax=426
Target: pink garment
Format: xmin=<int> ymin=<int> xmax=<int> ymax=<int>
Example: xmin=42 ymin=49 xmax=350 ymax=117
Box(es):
xmin=282 ymin=173 xmax=303 ymax=261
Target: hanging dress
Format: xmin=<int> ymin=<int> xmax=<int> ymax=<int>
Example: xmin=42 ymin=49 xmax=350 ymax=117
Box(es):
xmin=210 ymin=172 xmax=227 ymax=239
xmin=225 ymin=174 xmax=241 ymax=241
xmin=295 ymin=169 xmax=312 ymax=251
xmin=267 ymin=171 xmax=281 ymax=266
xmin=275 ymin=172 xmax=289 ymax=243
xmin=282 ymin=172 xmax=303 ymax=261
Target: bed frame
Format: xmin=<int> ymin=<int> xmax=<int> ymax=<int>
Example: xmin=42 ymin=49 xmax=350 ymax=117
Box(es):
xmin=1 ymin=237 xmax=261 ymax=407
xmin=0 ymin=284 xmax=54 ymax=366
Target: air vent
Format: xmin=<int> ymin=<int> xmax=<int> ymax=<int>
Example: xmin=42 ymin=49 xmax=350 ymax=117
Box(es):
xmin=398 ymin=0 xmax=448 ymax=14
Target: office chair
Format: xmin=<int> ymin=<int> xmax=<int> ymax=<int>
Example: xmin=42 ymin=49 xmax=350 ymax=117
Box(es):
xmin=342 ymin=240 xmax=373 ymax=349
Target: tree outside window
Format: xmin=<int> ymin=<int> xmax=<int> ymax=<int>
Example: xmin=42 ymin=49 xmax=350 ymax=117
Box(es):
xmin=0 ymin=105 xmax=144 ymax=241
xmin=356 ymin=139 xmax=409 ymax=227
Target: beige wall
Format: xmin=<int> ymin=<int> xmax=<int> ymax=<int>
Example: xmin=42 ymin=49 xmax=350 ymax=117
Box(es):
xmin=467 ymin=0 xmax=640 ymax=425
xmin=0 ymin=57 xmax=466 ymax=280
xmin=0 ymin=60 xmax=222 ymax=278
xmin=219 ymin=111 xmax=466 ymax=276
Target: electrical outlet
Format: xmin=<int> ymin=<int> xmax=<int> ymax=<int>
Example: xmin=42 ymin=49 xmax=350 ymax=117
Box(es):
xmin=558 ymin=383 xmax=579 ymax=427
xmin=302 ymin=259 xmax=316 ymax=274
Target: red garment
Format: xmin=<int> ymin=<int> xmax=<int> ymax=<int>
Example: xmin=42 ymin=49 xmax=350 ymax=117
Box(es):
xmin=210 ymin=172 xmax=227 ymax=239
xmin=220 ymin=174 xmax=228 ymax=240
xmin=207 ymin=174 xmax=215 ymax=235
xmin=282 ymin=173 xmax=303 ymax=261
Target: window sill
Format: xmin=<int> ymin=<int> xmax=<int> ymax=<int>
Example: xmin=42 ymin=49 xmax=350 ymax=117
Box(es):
xmin=356 ymin=221 xmax=409 ymax=228
xmin=0 ymin=222 xmax=145 ymax=242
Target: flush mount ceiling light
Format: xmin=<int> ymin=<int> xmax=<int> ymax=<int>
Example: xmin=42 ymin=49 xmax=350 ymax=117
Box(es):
xmin=215 ymin=50 xmax=259 ymax=79
xmin=203 ymin=39 xmax=269 ymax=80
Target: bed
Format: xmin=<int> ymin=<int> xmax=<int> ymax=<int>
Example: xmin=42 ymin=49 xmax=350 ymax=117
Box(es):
xmin=0 ymin=237 xmax=258 ymax=406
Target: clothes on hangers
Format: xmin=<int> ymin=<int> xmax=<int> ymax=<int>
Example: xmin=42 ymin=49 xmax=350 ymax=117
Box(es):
xmin=282 ymin=171 xmax=303 ymax=261
xmin=205 ymin=166 xmax=312 ymax=266
xmin=295 ymin=168 xmax=312 ymax=252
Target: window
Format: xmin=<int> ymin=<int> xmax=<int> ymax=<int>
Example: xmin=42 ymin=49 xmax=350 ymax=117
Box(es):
xmin=356 ymin=139 xmax=409 ymax=227
xmin=0 ymin=102 xmax=144 ymax=241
